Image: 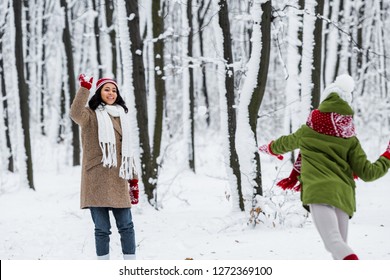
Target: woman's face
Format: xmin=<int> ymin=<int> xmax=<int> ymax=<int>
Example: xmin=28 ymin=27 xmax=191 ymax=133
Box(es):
xmin=101 ymin=83 xmax=117 ymax=105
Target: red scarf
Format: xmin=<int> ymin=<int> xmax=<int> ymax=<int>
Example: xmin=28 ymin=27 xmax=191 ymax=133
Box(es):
xmin=277 ymin=109 xmax=355 ymax=191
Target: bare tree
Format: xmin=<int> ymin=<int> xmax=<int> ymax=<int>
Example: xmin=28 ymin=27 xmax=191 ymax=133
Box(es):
xmin=356 ymin=1 xmax=364 ymax=75
xmin=13 ymin=0 xmax=34 ymax=189
xmin=248 ymin=0 xmax=272 ymax=198
xmin=186 ymin=0 xmax=195 ymax=172
xmin=284 ymin=0 xmax=304 ymax=165
xmin=311 ymin=0 xmax=324 ymax=109
xmin=105 ymin=0 xmax=118 ymax=78
xmin=151 ymin=0 xmax=166 ymax=186
xmin=217 ymin=0 xmax=244 ymax=211
xmin=236 ymin=0 xmax=272 ymax=220
xmin=378 ymin=0 xmax=388 ymax=98
xmin=23 ymin=0 xmax=31 ymax=83
xmin=124 ymin=0 xmax=156 ymax=203
xmin=197 ymin=0 xmax=211 ymax=126
xmin=60 ymin=0 xmax=80 ymax=166
xmin=0 ymin=11 xmax=14 ymax=172
xmin=333 ymin=0 xmax=343 ymax=82
xmin=39 ymin=1 xmax=47 ymax=136
xmin=92 ymin=0 xmax=103 ymax=78
xmin=300 ymin=0 xmax=319 ymax=118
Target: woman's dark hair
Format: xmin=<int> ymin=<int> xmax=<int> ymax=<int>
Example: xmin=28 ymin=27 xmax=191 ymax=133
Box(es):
xmin=88 ymin=85 xmax=128 ymax=113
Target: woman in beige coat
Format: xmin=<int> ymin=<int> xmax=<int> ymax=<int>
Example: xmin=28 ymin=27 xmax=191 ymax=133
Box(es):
xmin=70 ymin=74 xmax=139 ymax=260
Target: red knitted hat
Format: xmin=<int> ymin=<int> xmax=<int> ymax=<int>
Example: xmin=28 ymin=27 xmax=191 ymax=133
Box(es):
xmin=95 ymin=78 xmax=119 ymax=93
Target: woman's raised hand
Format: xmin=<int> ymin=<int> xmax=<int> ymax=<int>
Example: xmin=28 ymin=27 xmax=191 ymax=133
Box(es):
xmin=78 ymin=74 xmax=93 ymax=90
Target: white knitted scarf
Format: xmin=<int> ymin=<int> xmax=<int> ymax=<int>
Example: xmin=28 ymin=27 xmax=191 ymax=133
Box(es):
xmin=95 ymin=104 xmax=133 ymax=179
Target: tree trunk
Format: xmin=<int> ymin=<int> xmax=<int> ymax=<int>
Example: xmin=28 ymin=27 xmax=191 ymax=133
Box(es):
xmin=0 ymin=33 xmax=14 ymax=172
xmin=285 ymin=0 xmax=303 ymax=165
xmin=125 ymin=0 xmax=155 ymax=203
xmin=58 ymin=85 xmax=66 ymax=143
xmin=249 ymin=0 xmax=272 ymax=197
xmin=218 ymin=0 xmax=244 ymax=211
xmin=311 ymin=0 xmax=324 ymax=109
xmin=105 ymin=0 xmax=117 ymax=78
xmin=40 ymin=44 xmax=46 ymax=136
xmin=322 ymin=0 xmax=332 ymax=86
xmin=333 ymin=0 xmax=344 ymax=82
xmin=187 ymin=0 xmax=195 ymax=172
xmin=60 ymin=0 xmax=80 ymax=166
xmin=92 ymin=0 xmax=103 ymax=78
xmin=151 ymin=0 xmax=166 ymax=182
xmin=197 ymin=0 xmax=211 ymax=126
xmin=356 ymin=2 xmax=364 ymax=73
xmin=40 ymin=1 xmax=47 ymax=136
xmin=13 ymin=0 xmax=34 ymax=189
xmin=297 ymin=0 xmax=304 ymax=77
xmin=23 ymin=0 xmax=30 ymax=83
xmin=379 ymin=0 xmax=388 ymax=98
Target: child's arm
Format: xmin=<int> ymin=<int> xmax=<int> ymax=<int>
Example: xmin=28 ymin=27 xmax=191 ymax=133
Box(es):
xmin=259 ymin=126 xmax=303 ymax=159
xmin=269 ymin=126 xmax=303 ymax=155
xmin=349 ymin=140 xmax=390 ymax=182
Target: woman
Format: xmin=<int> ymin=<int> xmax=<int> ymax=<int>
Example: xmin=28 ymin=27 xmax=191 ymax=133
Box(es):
xmin=70 ymin=74 xmax=139 ymax=260
xmin=259 ymin=74 xmax=390 ymax=260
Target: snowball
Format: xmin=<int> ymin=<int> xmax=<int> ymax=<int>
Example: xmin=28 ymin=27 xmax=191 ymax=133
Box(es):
xmin=197 ymin=106 xmax=208 ymax=116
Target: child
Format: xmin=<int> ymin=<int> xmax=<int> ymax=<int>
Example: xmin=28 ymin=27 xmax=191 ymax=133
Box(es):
xmin=259 ymin=74 xmax=390 ymax=260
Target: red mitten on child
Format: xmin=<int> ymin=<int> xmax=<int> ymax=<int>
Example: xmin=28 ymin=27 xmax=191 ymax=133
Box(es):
xmin=129 ymin=179 xmax=139 ymax=205
xmin=258 ymin=141 xmax=284 ymax=160
xmin=382 ymin=141 xmax=390 ymax=160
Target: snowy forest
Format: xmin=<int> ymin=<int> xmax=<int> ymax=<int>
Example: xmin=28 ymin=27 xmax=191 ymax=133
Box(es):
xmin=0 ymin=0 xmax=389 ymax=226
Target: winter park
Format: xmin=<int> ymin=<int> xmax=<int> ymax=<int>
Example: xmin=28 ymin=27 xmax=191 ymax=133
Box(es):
xmin=1 ymin=0 xmax=390 ymax=275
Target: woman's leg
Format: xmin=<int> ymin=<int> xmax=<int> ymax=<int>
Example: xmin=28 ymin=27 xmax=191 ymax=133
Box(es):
xmin=90 ymin=207 xmax=112 ymax=258
xmin=310 ymin=204 xmax=356 ymax=260
xmin=112 ymin=208 xmax=136 ymax=256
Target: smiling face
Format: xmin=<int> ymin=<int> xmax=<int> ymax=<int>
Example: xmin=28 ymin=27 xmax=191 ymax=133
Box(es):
xmin=100 ymin=83 xmax=117 ymax=105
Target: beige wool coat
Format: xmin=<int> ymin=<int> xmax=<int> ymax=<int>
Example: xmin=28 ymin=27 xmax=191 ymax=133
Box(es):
xmin=70 ymin=87 xmax=137 ymax=209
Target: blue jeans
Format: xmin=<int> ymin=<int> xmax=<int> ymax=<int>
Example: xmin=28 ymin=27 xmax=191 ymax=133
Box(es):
xmin=90 ymin=207 xmax=135 ymax=256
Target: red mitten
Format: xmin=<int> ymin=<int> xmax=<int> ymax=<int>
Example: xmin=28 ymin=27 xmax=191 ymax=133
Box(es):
xmin=78 ymin=74 xmax=93 ymax=90
xmin=382 ymin=141 xmax=390 ymax=160
xmin=129 ymin=179 xmax=139 ymax=205
xmin=277 ymin=168 xmax=301 ymax=191
xmin=258 ymin=141 xmax=284 ymax=160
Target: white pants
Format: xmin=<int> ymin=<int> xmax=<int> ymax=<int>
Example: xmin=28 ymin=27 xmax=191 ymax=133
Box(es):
xmin=310 ymin=204 xmax=355 ymax=260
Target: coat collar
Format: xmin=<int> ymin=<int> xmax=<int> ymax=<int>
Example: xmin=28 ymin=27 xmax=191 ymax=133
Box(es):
xmin=110 ymin=115 xmax=122 ymax=136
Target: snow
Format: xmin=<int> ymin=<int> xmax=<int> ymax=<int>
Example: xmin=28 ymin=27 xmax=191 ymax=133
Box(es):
xmin=1 ymin=136 xmax=390 ymax=261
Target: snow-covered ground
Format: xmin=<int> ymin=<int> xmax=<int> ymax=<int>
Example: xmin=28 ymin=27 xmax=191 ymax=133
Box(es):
xmin=1 ymin=138 xmax=389 ymax=261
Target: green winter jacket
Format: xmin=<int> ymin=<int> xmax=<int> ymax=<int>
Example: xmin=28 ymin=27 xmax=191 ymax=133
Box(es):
xmin=271 ymin=93 xmax=390 ymax=217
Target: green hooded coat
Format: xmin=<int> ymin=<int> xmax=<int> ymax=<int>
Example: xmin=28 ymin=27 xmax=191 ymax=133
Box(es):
xmin=271 ymin=93 xmax=390 ymax=217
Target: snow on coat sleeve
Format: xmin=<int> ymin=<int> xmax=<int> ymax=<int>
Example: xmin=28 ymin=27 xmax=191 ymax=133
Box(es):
xmin=70 ymin=87 xmax=92 ymax=126
xmin=348 ymin=140 xmax=390 ymax=182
